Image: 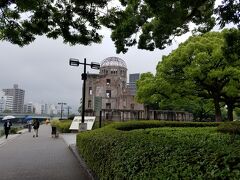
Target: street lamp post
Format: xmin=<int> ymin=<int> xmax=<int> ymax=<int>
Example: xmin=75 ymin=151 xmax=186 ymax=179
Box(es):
xmin=69 ymin=58 xmax=100 ymax=124
xmin=58 ymin=102 xmax=67 ymax=120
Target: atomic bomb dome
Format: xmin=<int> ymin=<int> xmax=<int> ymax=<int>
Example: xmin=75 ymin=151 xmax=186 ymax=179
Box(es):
xmin=84 ymin=56 xmax=191 ymax=121
xmin=100 ymin=57 xmax=127 ymax=69
xmin=100 ymin=57 xmax=127 ymax=78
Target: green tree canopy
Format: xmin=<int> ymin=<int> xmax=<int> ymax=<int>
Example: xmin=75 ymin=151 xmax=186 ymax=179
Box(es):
xmin=221 ymin=28 xmax=240 ymax=121
xmin=137 ymin=29 xmax=240 ymax=122
xmin=0 ymin=0 xmax=239 ymax=52
xmin=0 ymin=0 xmax=110 ymax=46
xmin=103 ymin=0 xmax=240 ymax=53
xmin=136 ymin=60 xmax=216 ymax=121
xmin=136 ymin=72 xmax=158 ymax=108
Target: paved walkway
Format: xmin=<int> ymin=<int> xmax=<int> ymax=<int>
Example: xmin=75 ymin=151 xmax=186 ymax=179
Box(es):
xmin=0 ymin=124 xmax=91 ymax=180
xmin=61 ymin=133 xmax=76 ymax=146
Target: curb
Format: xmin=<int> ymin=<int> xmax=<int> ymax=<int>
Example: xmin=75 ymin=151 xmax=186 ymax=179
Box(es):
xmin=0 ymin=134 xmax=20 ymax=147
xmin=69 ymin=144 xmax=98 ymax=180
xmin=0 ymin=129 xmax=28 ymax=147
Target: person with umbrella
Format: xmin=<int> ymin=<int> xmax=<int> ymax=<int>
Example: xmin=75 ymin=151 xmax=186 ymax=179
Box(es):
xmin=4 ymin=119 xmax=12 ymax=139
xmin=2 ymin=115 xmax=14 ymax=139
xmin=32 ymin=119 xmax=40 ymax=138
xmin=25 ymin=116 xmax=32 ymax=132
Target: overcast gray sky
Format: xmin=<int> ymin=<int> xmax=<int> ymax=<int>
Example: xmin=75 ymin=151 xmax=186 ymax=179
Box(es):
xmin=0 ymin=27 xmax=192 ymax=112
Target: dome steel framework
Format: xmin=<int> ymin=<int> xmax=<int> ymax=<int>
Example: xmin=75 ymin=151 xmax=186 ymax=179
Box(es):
xmin=101 ymin=57 xmax=127 ymax=68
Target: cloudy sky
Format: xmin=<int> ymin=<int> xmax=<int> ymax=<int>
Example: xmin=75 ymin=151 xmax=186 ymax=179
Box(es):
xmin=0 ymin=28 xmax=189 ymax=112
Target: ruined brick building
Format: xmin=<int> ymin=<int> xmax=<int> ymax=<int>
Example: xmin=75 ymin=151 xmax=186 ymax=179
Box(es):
xmin=85 ymin=57 xmax=193 ymax=121
xmin=85 ymin=57 xmax=144 ymax=120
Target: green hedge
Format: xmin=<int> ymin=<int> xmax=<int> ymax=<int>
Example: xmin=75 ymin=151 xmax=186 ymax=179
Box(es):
xmin=0 ymin=129 xmax=4 ymax=137
xmin=77 ymin=121 xmax=240 ymax=179
xmin=0 ymin=127 xmax=20 ymax=137
xmin=50 ymin=120 xmax=72 ymax=133
xmin=92 ymin=120 xmax=114 ymax=130
xmin=112 ymin=120 xmax=221 ymax=131
xmin=217 ymin=121 xmax=240 ymax=135
xmin=10 ymin=127 xmax=20 ymax=134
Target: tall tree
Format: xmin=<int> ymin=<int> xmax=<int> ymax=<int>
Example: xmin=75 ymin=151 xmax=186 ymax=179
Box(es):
xmin=155 ymin=29 xmax=240 ymax=122
xmin=0 ymin=0 xmax=239 ymax=52
xmin=221 ymin=28 xmax=240 ymax=121
xmin=0 ymin=0 xmax=110 ymax=46
xmin=101 ymin=0 xmax=240 ymax=53
xmin=136 ymin=65 xmax=215 ymax=121
xmin=136 ymin=72 xmax=159 ymax=108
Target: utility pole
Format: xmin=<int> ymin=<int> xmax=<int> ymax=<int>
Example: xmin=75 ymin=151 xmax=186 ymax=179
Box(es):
xmin=58 ymin=102 xmax=67 ymax=119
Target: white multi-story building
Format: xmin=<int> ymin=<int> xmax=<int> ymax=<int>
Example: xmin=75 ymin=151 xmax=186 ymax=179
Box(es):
xmin=0 ymin=91 xmax=5 ymax=113
xmin=24 ymin=102 xmax=34 ymax=113
xmin=33 ymin=103 xmax=42 ymax=114
xmin=0 ymin=90 xmax=13 ymax=113
xmin=41 ymin=104 xmax=49 ymax=114
xmin=49 ymin=104 xmax=58 ymax=115
xmin=3 ymin=84 xmax=25 ymax=113
xmin=5 ymin=96 xmax=14 ymax=112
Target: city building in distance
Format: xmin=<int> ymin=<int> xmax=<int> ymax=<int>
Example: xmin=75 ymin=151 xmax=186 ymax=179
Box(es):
xmin=2 ymin=84 xmax=25 ymax=113
xmin=0 ymin=90 xmax=14 ymax=113
xmin=128 ymin=73 xmax=140 ymax=96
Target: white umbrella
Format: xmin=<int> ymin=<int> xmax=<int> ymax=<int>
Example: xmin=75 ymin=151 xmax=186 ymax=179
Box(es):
xmin=2 ymin=115 xmax=16 ymax=121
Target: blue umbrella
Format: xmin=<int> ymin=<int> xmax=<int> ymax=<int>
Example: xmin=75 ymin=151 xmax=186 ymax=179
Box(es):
xmin=24 ymin=116 xmax=33 ymax=122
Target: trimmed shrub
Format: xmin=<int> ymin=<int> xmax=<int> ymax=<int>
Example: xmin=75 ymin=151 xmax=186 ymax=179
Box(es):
xmin=217 ymin=121 xmax=240 ymax=135
xmin=0 ymin=129 xmax=4 ymax=137
xmin=112 ymin=120 xmax=221 ymax=131
xmin=51 ymin=120 xmax=72 ymax=133
xmin=77 ymin=121 xmax=240 ymax=179
xmin=10 ymin=127 xmax=19 ymax=134
xmin=92 ymin=120 xmax=114 ymax=130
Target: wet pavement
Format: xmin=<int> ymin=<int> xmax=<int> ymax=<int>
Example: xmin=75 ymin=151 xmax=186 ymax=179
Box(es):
xmin=0 ymin=124 xmax=91 ymax=180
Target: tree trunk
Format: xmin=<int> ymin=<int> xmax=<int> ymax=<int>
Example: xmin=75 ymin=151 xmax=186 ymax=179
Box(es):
xmin=144 ymin=105 xmax=150 ymax=120
xmin=214 ymin=98 xmax=222 ymax=122
xmin=227 ymin=104 xmax=234 ymax=121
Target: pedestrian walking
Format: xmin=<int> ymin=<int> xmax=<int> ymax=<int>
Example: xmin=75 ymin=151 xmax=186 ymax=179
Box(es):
xmin=32 ymin=119 xmax=40 ymax=137
xmin=4 ymin=119 xmax=12 ymax=139
xmin=45 ymin=119 xmax=50 ymax=125
xmin=27 ymin=120 xmax=32 ymax=132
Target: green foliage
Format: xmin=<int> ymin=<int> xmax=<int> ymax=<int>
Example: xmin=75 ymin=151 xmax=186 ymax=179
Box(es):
xmin=216 ymin=0 xmax=240 ymax=28
xmin=68 ymin=114 xmax=76 ymax=120
xmin=111 ymin=120 xmax=220 ymax=131
xmin=92 ymin=120 xmax=114 ymax=130
xmin=217 ymin=121 xmax=240 ymax=135
xmin=234 ymin=108 xmax=240 ymax=118
xmin=3 ymin=109 xmax=12 ymax=113
xmin=10 ymin=127 xmax=19 ymax=134
xmin=136 ymin=29 xmax=240 ymax=122
xmin=0 ymin=1 xmax=239 ymax=52
xmin=0 ymin=126 xmax=22 ymax=136
xmin=0 ymin=0 xmax=107 ymax=46
xmin=136 ymin=72 xmax=158 ymax=108
xmin=51 ymin=119 xmax=72 ymax=133
xmin=101 ymin=0 xmax=239 ymax=53
xmin=0 ymin=129 xmax=4 ymax=137
xmin=77 ymin=121 xmax=240 ymax=179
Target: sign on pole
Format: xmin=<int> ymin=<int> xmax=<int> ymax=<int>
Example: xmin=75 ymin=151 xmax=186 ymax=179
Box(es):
xmin=69 ymin=116 xmax=96 ymax=131
xmin=94 ymin=96 xmax=102 ymax=112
